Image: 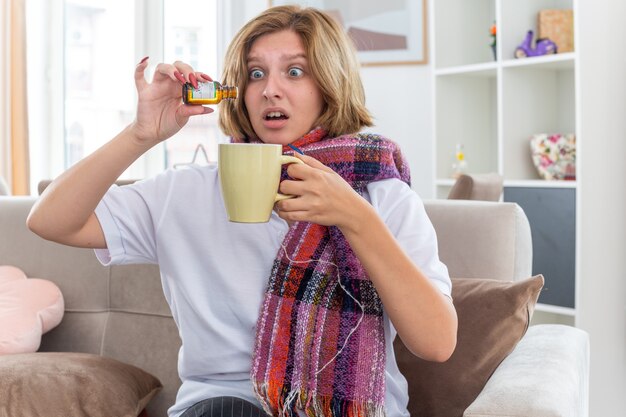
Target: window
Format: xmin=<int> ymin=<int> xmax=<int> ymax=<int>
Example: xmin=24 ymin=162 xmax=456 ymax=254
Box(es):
xmin=64 ymin=1 xmax=136 ymax=168
xmin=26 ymin=0 xmax=222 ymax=193
xmin=163 ymin=0 xmax=222 ymax=169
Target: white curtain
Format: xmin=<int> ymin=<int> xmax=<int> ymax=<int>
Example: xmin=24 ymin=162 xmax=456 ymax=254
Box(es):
xmin=0 ymin=0 xmax=30 ymax=195
xmin=0 ymin=0 xmax=10 ymax=188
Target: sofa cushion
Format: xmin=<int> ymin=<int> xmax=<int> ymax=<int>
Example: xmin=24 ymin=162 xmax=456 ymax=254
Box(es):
xmin=0 ymin=352 xmax=162 ymax=417
xmin=0 ymin=265 xmax=64 ymax=354
xmin=394 ymin=275 xmax=544 ymax=417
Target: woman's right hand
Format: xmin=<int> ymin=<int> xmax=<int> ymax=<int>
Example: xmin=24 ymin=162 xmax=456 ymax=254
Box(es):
xmin=28 ymin=58 xmax=217 ymax=248
xmin=129 ymin=58 xmax=214 ymax=146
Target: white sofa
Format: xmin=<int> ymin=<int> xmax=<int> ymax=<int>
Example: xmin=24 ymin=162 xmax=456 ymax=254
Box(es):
xmin=0 ymin=196 xmax=589 ymax=417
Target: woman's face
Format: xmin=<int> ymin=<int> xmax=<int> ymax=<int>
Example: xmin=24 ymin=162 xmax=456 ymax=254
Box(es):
xmin=244 ymin=30 xmax=324 ymax=144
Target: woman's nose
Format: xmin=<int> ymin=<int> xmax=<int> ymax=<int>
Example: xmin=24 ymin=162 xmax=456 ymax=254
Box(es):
xmin=262 ymin=73 xmax=283 ymax=99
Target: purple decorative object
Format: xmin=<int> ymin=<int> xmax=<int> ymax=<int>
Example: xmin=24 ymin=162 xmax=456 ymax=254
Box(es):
xmin=515 ymin=30 xmax=557 ymax=58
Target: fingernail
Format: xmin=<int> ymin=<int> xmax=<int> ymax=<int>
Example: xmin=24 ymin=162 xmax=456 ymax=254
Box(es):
xmin=189 ymin=73 xmax=198 ymax=89
xmin=139 ymin=56 xmax=149 ymax=64
xmin=288 ymin=144 xmax=304 ymax=154
xmin=174 ymin=71 xmax=186 ymax=84
xmin=200 ymin=73 xmax=213 ymax=81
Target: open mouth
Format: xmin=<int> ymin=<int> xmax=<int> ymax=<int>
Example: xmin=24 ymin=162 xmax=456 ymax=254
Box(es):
xmin=264 ymin=111 xmax=288 ymax=121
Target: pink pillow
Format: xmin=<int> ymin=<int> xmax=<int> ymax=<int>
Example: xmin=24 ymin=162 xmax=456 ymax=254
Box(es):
xmin=0 ymin=265 xmax=64 ymax=354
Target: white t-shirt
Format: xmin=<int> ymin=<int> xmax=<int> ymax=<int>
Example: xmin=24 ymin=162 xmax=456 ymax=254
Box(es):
xmin=94 ymin=163 xmax=451 ymax=417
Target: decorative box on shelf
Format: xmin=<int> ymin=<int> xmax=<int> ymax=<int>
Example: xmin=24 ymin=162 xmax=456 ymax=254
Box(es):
xmin=538 ymin=9 xmax=574 ymax=53
xmin=529 ymin=133 xmax=576 ymax=181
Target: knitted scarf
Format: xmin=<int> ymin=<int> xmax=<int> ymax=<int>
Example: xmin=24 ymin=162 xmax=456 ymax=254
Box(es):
xmin=251 ymin=128 xmax=411 ymax=417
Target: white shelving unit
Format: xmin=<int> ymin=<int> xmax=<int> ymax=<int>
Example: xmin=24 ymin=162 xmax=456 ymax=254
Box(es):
xmin=431 ymin=0 xmax=577 ymax=326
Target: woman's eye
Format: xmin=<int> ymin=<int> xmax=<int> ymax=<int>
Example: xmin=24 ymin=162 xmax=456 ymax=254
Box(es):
xmin=249 ymin=69 xmax=264 ymax=79
xmin=288 ymin=68 xmax=303 ymax=77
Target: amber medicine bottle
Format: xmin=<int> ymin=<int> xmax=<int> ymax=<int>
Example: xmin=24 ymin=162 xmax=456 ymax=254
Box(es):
xmin=182 ymin=81 xmax=238 ymax=105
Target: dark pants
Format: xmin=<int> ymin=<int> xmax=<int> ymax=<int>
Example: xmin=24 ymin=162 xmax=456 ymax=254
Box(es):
xmin=180 ymin=396 xmax=271 ymax=417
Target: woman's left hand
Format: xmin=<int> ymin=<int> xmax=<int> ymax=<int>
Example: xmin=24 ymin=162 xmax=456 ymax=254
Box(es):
xmin=278 ymin=154 xmax=458 ymax=362
xmin=276 ymin=154 xmax=370 ymax=230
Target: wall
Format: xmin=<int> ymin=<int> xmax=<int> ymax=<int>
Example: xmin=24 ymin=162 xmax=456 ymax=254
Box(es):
xmin=577 ymin=0 xmax=626 ymax=414
xmin=361 ymin=67 xmax=433 ymax=198
xmin=227 ymin=0 xmax=435 ymax=198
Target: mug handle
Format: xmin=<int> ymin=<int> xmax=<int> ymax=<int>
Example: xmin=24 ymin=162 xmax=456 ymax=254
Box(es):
xmin=275 ymin=155 xmax=304 ymax=202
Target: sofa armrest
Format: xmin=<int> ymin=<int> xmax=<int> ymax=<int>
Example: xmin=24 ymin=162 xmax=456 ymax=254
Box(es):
xmin=464 ymin=324 xmax=589 ymax=417
xmin=424 ymin=200 xmax=532 ymax=281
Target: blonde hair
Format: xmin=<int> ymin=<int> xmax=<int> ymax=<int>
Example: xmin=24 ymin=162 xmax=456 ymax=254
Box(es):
xmin=218 ymin=5 xmax=373 ymax=140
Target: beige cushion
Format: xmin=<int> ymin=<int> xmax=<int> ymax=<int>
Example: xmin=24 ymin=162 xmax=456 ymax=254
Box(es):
xmin=394 ymin=275 xmax=544 ymax=417
xmin=448 ymin=173 xmax=504 ymax=201
xmin=0 ymin=352 xmax=162 ymax=417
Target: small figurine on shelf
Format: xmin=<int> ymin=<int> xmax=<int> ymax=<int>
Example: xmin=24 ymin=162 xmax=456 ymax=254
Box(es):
xmin=515 ymin=30 xmax=557 ymax=58
xmin=489 ymin=22 xmax=497 ymax=60
xmin=451 ymin=143 xmax=468 ymax=179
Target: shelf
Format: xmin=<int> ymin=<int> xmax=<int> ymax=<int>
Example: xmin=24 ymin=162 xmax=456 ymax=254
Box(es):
xmin=433 ymin=0 xmax=578 ymax=325
xmin=435 ymin=62 xmax=497 ymax=77
xmin=435 ymin=75 xmax=498 ymax=178
xmin=438 ymin=179 xmax=577 ymax=188
xmin=435 ymin=53 xmax=575 ymax=76
xmin=433 ymin=0 xmax=496 ymax=70
xmin=504 ymin=180 xmax=577 ymax=188
xmin=436 ymin=179 xmax=578 ymax=192
xmin=501 ymin=52 xmax=575 ymax=70
xmin=435 ymin=179 xmax=455 ymax=186
xmin=499 ymin=1 xmax=575 ymax=63
xmin=501 ymin=63 xmax=575 ymax=180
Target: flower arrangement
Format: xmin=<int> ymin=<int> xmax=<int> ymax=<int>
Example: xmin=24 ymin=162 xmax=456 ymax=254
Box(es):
xmin=529 ymin=133 xmax=576 ymax=180
xmin=490 ymin=22 xmax=497 ymax=60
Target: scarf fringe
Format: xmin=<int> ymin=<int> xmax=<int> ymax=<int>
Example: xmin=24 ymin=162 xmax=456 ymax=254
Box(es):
xmin=254 ymin=383 xmax=386 ymax=417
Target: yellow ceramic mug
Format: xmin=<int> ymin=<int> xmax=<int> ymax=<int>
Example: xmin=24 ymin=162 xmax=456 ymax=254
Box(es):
xmin=218 ymin=143 xmax=304 ymax=223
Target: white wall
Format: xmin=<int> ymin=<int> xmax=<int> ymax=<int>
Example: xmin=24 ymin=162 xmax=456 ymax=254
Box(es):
xmin=361 ymin=66 xmax=433 ymax=198
xmin=577 ymin=0 xmax=626 ymax=415
xmin=227 ymin=0 xmax=435 ymax=198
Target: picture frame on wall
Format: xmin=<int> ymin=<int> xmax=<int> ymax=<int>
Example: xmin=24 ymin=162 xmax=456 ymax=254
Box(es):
xmin=268 ymin=0 xmax=428 ymax=66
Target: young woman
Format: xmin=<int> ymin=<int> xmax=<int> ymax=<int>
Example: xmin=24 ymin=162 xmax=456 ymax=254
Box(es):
xmin=28 ymin=6 xmax=457 ymax=417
